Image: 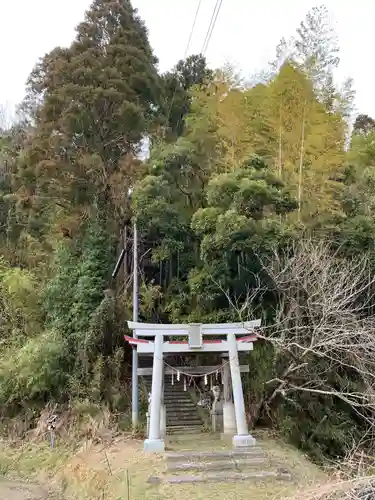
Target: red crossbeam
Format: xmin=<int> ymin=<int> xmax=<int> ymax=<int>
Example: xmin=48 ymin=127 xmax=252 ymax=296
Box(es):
xmin=124 ymin=335 xmax=150 ymax=344
xmin=124 ymin=335 xmax=257 ymax=345
xmin=237 ymin=335 xmax=258 ymax=342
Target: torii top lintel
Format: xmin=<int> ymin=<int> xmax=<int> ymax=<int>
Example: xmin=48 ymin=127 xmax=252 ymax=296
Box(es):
xmin=125 ymin=320 xmax=260 ymax=353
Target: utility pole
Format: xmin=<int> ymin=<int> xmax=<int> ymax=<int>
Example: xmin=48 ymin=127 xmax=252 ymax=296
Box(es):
xmin=131 ymin=218 xmax=139 ymax=428
xmin=123 ymin=225 xmax=128 ymax=295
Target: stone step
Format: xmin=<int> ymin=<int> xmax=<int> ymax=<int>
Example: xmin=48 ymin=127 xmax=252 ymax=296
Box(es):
xmin=166 ymin=402 xmax=197 ymax=407
xmin=164 ymin=384 xmax=187 ymax=387
xmin=145 ymin=388 xmax=189 ymax=392
xmin=167 ymin=413 xmax=200 ymax=419
xmin=167 ymin=406 xmax=199 ymax=418
xmin=165 ymin=407 xmax=196 ymax=411
xmin=164 ymin=391 xmax=190 ymax=395
xmin=149 ymin=469 xmax=292 ymax=484
xmin=165 ymin=402 xmax=196 ymax=406
xmin=167 ymin=415 xmax=199 ymax=421
xmin=165 ymin=449 xmax=264 ymax=461
xmin=166 ymin=415 xmax=199 ymax=421
xmin=167 ymin=420 xmax=203 ymax=426
xmin=167 ymin=457 xmax=266 ymax=472
xmin=166 ymin=412 xmax=200 ymax=418
xmin=164 ymin=383 xmax=187 ymax=386
xmin=166 ymin=404 xmax=197 ymax=408
xmin=165 ymin=397 xmax=191 ymax=400
xmin=164 ymin=388 xmax=190 ymax=391
xmin=167 ymin=423 xmax=202 ymax=429
xmin=166 ymin=407 xmax=198 ymax=412
xmin=164 ymin=391 xmax=190 ymax=399
xmin=144 ymin=385 xmax=187 ymax=389
xmin=164 ymin=394 xmax=192 ymax=398
xmin=164 ymin=401 xmax=196 ymax=406
xmin=166 ymin=426 xmax=203 ymax=435
xmin=165 ymin=403 xmax=194 ymax=408
xmin=164 ymin=393 xmax=190 ymax=396
xmin=167 ymin=399 xmax=192 ymax=403
xmin=164 ymin=399 xmax=195 ymax=404
xmin=164 ymin=391 xmax=191 ymax=394
xmin=164 ymin=393 xmax=192 ymax=396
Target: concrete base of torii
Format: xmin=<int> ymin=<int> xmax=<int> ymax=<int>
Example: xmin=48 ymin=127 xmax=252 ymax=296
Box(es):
xmin=221 ymin=400 xmax=256 ymax=447
xmin=232 ymin=434 xmax=256 ymax=448
xmin=144 ymin=438 xmax=165 ymax=453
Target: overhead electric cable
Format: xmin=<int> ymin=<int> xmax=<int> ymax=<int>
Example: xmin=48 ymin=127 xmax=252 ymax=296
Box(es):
xmin=164 ymin=0 xmax=203 ymax=136
xmin=184 ymin=0 xmax=203 ymax=58
xmin=201 ymin=0 xmax=224 ymax=55
xmin=201 ymin=0 xmax=220 ymax=54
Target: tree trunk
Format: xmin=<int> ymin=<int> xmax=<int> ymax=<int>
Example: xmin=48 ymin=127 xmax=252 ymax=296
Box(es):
xmin=298 ymin=103 xmax=306 ymax=219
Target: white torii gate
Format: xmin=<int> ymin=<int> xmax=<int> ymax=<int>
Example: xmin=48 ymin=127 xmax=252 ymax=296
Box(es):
xmin=126 ymin=320 xmax=260 ymax=453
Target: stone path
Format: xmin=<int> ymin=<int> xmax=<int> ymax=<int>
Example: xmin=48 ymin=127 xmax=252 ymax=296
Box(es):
xmin=148 ymin=445 xmax=292 ymax=484
xmin=0 ymin=481 xmax=51 ymax=500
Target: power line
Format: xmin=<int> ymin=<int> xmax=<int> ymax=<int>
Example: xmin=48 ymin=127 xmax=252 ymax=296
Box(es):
xmin=201 ymin=0 xmax=223 ymax=55
xmin=164 ymin=0 xmax=203 ymax=137
xmin=201 ymin=0 xmax=220 ymax=54
xmin=184 ymin=0 xmax=203 ymax=58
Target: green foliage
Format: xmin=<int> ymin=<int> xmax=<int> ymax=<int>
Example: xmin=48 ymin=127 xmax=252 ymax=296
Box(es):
xmin=0 ymin=258 xmax=43 ymax=343
xmin=43 ymin=242 xmax=81 ymax=335
xmin=42 ymin=219 xmax=121 ymax=403
xmin=27 ymin=0 xmax=162 ymax=148
xmin=189 ymin=157 xmax=297 ymax=317
xmin=162 ymin=54 xmax=213 ymax=138
xmin=0 ymin=0 xmax=162 ymax=415
xmin=353 ymin=114 xmax=375 ymax=136
xmin=2 ymin=0 xmax=375 ymax=467
xmin=16 ymin=0 xmax=163 ymax=238
xmin=0 ymin=329 xmax=67 ymax=409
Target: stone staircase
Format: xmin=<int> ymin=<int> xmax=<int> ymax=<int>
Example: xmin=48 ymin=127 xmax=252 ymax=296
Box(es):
xmin=148 ymin=447 xmax=292 ymax=484
xmin=142 ymin=373 xmax=204 ymax=435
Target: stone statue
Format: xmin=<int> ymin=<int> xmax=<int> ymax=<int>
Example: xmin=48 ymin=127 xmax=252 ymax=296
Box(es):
xmin=212 ymin=385 xmax=221 ymax=403
xmin=196 ymin=394 xmax=211 ymax=409
xmin=197 ymin=385 xmax=221 ymax=410
xmin=210 ymin=385 xmax=223 ymax=431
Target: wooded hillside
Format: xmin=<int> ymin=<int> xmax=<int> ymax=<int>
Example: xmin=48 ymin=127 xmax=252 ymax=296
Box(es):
xmin=1 ymin=1 xmax=375 ymax=463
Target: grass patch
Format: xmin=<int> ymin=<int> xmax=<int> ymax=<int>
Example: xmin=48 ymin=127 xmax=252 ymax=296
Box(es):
xmin=0 ymin=440 xmax=71 ymax=477
xmin=0 ymin=432 xmax=328 ymax=500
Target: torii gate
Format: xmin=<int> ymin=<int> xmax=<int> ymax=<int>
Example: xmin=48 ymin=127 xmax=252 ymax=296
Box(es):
xmin=125 ymin=320 xmax=260 ymax=453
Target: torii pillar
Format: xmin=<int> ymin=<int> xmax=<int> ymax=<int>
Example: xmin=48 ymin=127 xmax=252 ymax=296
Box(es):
xmin=144 ymin=333 xmax=165 ymax=453
xmin=228 ymin=333 xmax=256 ymax=448
xmin=221 ymin=354 xmax=237 ymax=437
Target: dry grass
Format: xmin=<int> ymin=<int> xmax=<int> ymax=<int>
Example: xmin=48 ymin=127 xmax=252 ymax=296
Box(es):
xmin=285 ymin=476 xmax=375 ymax=500
xmin=0 ymin=429 xmax=329 ymax=500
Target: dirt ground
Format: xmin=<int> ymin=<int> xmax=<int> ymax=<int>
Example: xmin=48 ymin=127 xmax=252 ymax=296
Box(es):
xmin=0 ymin=431 xmax=327 ymax=500
xmin=0 ymin=480 xmax=51 ymax=500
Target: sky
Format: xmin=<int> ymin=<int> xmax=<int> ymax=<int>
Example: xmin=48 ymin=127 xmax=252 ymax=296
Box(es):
xmin=0 ymin=0 xmax=374 ymax=121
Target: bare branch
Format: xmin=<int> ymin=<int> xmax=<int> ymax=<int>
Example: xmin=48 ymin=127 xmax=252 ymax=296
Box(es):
xmin=220 ymin=238 xmax=375 ymax=436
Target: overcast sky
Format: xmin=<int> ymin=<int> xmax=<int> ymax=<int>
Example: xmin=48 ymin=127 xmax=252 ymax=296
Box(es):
xmin=0 ymin=0 xmax=373 ymax=119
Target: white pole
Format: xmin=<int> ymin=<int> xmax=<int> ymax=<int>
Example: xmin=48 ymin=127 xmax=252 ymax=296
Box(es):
xmin=227 ymin=333 xmax=256 ymax=447
xmin=131 ymin=219 xmax=139 ymax=428
xmin=227 ymin=333 xmax=248 ymax=435
xmin=221 ymin=354 xmax=236 ymax=436
xmin=144 ymin=333 xmax=165 ymax=452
